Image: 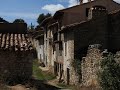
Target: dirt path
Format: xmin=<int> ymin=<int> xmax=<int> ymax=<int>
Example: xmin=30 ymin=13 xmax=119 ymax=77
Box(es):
xmin=7 ymin=84 xmax=36 ymax=90
xmin=10 ymin=85 xmax=27 ymax=90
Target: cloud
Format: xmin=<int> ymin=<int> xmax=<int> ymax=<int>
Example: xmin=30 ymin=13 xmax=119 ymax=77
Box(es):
xmin=68 ymin=0 xmax=78 ymax=7
xmin=41 ymin=0 xmax=120 ymax=14
xmin=42 ymin=4 xmax=65 ymax=13
xmin=0 ymin=12 xmax=39 ymax=19
xmin=114 ymin=0 xmax=120 ymax=3
xmin=68 ymin=0 xmax=120 ymax=7
xmin=82 ymin=0 xmax=89 ymax=3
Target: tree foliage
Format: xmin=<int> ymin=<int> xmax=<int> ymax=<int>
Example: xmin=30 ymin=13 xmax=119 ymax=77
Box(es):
xmin=99 ymin=53 xmax=120 ymax=90
xmin=0 ymin=17 xmax=9 ymax=23
xmin=13 ymin=19 xmax=25 ymax=23
xmin=37 ymin=13 xmax=51 ymax=25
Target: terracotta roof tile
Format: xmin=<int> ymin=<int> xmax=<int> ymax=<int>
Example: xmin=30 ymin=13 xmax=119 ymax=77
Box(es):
xmin=0 ymin=33 xmax=33 ymax=51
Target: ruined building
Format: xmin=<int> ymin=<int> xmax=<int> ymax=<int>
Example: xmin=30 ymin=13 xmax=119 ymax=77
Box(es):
xmin=38 ymin=0 xmax=120 ymax=86
xmin=0 ymin=23 xmax=33 ymax=84
xmin=29 ymin=26 xmax=44 ymax=64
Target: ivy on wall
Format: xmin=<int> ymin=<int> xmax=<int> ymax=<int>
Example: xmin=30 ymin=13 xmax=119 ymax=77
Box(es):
xmin=71 ymin=59 xmax=81 ymax=83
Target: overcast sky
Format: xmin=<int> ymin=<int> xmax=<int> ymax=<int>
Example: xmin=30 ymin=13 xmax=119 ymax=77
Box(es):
xmin=0 ymin=0 xmax=119 ymax=26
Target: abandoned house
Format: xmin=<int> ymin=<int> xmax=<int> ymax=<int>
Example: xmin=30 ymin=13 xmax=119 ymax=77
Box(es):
xmin=29 ymin=26 xmax=44 ymax=64
xmin=39 ymin=0 xmax=120 ymax=86
xmin=40 ymin=17 xmax=55 ymax=68
xmin=0 ymin=23 xmax=33 ymax=84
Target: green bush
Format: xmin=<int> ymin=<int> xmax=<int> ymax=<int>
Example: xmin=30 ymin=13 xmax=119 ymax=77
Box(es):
xmin=99 ymin=53 xmax=120 ymax=90
xmin=71 ymin=59 xmax=81 ymax=82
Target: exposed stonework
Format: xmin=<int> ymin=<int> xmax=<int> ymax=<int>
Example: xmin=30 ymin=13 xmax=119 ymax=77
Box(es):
xmin=38 ymin=0 xmax=120 ymax=86
xmin=0 ymin=50 xmax=34 ymax=83
xmin=63 ymin=31 xmax=78 ymax=85
xmin=115 ymin=51 xmax=120 ymax=65
xmin=81 ymin=44 xmax=102 ymax=87
xmin=0 ymin=23 xmax=34 ymax=84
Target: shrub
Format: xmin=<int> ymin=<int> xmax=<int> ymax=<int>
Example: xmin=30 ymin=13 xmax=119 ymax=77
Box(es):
xmin=71 ymin=59 xmax=81 ymax=82
xmin=99 ymin=53 xmax=120 ymax=90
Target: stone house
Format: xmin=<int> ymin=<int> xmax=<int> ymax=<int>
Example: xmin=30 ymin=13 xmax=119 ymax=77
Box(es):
xmin=40 ymin=17 xmax=55 ymax=68
xmin=0 ymin=23 xmax=33 ymax=84
xmin=40 ymin=0 xmax=120 ymax=85
xmin=29 ymin=27 xmax=44 ymax=64
xmin=60 ymin=3 xmax=120 ymax=86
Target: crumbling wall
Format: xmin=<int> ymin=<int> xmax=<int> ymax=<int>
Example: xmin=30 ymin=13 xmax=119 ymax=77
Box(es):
xmin=81 ymin=44 xmax=102 ymax=87
xmin=0 ymin=50 xmax=33 ymax=84
xmin=115 ymin=51 xmax=120 ymax=65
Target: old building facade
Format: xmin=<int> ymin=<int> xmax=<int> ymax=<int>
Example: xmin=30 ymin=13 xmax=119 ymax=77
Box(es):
xmin=0 ymin=23 xmax=34 ymax=84
xmin=29 ymin=27 xmax=44 ymax=64
xmin=35 ymin=0 xmax=120 ymax=86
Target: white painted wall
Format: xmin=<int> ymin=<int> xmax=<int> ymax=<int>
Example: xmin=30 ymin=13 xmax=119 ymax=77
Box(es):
xmin=33 ymin=39 xmax=44 ymax=63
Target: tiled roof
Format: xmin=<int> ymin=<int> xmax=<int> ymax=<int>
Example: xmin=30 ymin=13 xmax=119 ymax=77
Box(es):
xmin=60 ymin=21 xmax=88 ymax=31
xmin=109 ymin=9 xmax=120 ymax=15
xmin=0 ymin=33 xmax=33 ymax=51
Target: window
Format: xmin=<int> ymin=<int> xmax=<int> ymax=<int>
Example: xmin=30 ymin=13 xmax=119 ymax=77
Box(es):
xmin=59 ymin=42 xmax=63 ymax=56
xmin=59 ymin=33 xmax=62 ymax=41
xmin=86 ymin=8 xmax=90 ymax=17
xmin=59 ymin=42 xmax=63 ymax=50
xmin=53 ymin=33 xmax=58 ymax=41
xmin=65 ymin=42 xmax=67 ymax=56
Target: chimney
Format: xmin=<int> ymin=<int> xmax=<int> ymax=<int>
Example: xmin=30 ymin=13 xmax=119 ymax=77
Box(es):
xmin=88 ymin=6 xmax=108 ymax=20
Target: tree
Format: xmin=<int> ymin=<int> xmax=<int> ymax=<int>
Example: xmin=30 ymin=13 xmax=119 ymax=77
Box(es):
xmin=0 ymin=17 xmax=9 ymax=23
xmin=46 ymin=13 xmax=51 ymax=17
xmin=37 ymin=13 xmax=51 ymax=25
xmin=13 ymin=19 xmax=25 ymax=23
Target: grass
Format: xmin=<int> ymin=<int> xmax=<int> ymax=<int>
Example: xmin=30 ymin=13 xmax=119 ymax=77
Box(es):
xmin=57 ymin=83 xmax=80 ymax=90
xmin=32 ymin=60 xmax=56 ymax=81
xmin=32 ymin=60 xmax=79 ymax=90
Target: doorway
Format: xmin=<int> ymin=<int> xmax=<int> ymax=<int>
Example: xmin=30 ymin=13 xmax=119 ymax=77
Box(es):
xmin=67 ymin=68 xmax=70 ymax=85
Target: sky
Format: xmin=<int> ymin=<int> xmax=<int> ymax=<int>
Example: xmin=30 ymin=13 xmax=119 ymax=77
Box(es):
xmin=0 ymin=0 xmax=120 ymax=26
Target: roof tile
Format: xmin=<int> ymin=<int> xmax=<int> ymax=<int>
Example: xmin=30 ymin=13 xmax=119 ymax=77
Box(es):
xmin=0 ymin=33 xmax=32 ymax=51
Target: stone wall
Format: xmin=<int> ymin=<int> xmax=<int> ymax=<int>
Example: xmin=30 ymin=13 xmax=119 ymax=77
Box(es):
xmin=63 ymin=31 xmax=79 ymax=85
xmin=115 ymin=51 xmax=120 ymax=64
xmin=33 ymin=38 xmax=44 ymax=63
xmin=60 ymin=9 xmax=120 ymax=86
xmin=81 ymin=45 xmax=102 ymax=87
xmin=0 ymin=50 xmax=33 ymax=83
